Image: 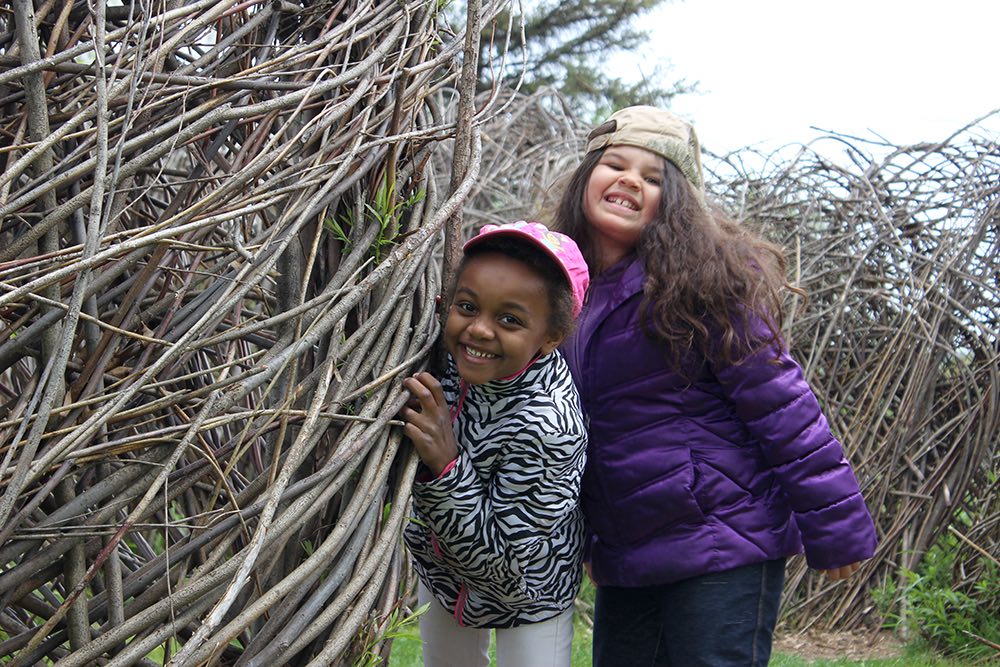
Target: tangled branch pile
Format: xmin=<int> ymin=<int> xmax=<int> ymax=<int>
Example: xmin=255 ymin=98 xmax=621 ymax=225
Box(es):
xmin=0 ymin=0 xmax=509 ymax=664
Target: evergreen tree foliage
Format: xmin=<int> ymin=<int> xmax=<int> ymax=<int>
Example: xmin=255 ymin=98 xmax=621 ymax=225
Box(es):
xmin=476 ymin=0 xmax=695 ymax=118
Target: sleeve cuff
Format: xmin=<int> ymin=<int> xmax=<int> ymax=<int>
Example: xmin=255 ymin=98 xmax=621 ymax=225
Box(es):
xmin=415 ymin=457 xmax=459 ymax=483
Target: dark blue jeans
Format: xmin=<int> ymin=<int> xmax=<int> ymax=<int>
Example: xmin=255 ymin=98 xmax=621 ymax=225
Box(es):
xmin=592 ymin=558 xmax=785 ymax=667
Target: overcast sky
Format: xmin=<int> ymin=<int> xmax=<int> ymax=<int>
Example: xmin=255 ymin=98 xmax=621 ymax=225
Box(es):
xmin=611 ymin=0 xmax=1000 ymax=155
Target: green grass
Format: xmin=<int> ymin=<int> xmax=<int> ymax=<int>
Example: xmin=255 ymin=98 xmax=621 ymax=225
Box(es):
xmin=769 ymin=646 xmax=970 ymax=666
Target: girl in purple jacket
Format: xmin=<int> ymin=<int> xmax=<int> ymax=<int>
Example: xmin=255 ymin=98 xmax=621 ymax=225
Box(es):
xmin=553 ymin=106 xmax=878 ymax=666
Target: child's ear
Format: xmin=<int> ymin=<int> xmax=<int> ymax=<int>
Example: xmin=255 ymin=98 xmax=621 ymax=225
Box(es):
xmin=538 ymin=332 xmax=567 ymax=356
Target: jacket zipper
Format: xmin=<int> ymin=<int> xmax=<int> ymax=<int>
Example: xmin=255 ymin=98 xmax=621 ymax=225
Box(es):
xmin=453 ymin=583 xmax=468 ymax=626
xmin=430 ymin=532 xmax=442 ymax=558
xmin=430 ymin=531 xmax=467 ymax=625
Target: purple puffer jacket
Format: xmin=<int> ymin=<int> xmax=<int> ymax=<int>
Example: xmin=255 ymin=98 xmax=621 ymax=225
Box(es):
xmin=562 ymin=255 xmax=877 ymax=588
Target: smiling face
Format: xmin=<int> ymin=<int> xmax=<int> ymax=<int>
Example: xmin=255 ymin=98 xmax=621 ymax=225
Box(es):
xmin=582 ymin=145 xmax=665 ymax=269
xmin=444 ymin=253 xmax=564 ymax=385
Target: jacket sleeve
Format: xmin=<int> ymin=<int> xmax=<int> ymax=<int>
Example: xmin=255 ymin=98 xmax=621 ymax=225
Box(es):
xmin=710 ymin=316 xmax=878 ymax=570
xmin=410 ymin=403 xmax=585 ymax=607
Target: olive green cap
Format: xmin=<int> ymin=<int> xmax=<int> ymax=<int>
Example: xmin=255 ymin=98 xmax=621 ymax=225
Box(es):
xmin=586 ymin=105 xmax=705 ymax=192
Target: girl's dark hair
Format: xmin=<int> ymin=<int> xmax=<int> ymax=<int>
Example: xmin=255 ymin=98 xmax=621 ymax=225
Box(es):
xmin=457 ymin=237 xmax=575 ymax=338
xmin=553 ymin=148 xmax=800 ymax=366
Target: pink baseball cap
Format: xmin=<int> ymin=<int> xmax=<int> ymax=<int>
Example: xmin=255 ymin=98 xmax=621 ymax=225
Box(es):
xmin=463 ymin=221 xmax=590 ymax=318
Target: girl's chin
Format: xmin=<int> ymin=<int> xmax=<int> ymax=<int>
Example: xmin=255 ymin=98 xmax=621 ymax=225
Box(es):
xmin=455 ymin=360 xmax=504 ymax=385
xmin=456 ymin=357 xmax=495 ymax=378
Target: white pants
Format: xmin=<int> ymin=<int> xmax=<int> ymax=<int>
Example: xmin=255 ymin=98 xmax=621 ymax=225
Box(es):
xmin=417 ymin=582 xmax=575 ymax=667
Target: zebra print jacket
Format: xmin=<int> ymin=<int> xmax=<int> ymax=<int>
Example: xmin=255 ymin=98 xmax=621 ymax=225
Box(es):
xmin=404 ymin=351 xmax=587 ymax=628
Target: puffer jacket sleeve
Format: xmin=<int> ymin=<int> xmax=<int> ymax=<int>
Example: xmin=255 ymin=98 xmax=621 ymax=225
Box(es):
xmin=710 ymin=316 xmax=877 ymax=570
xmin=410 ymin=401 xmax=585 ymax=607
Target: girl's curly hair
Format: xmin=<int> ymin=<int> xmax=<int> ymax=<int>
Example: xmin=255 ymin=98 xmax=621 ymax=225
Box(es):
xmin=552 ymin=148 xmax=801 ymax=367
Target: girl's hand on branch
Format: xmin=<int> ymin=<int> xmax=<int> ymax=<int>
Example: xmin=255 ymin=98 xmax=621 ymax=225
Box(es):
xmin=401 ymin=372 xmax=458 ymax=477
xmin=819 ymin=561 xmax=863 ymax=580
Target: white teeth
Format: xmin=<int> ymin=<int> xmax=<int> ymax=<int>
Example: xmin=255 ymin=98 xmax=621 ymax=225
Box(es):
xmin=465 ymin=346 xmax=496 ymax=359
xmin=608 ymin=196 xmax=638 ymax=210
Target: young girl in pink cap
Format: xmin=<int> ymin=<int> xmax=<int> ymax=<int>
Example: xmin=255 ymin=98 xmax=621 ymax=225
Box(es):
xmin=553 ymin=107 xmax=877 ymax=666
xmin=401 ymin=221 xmax=590 ymax=667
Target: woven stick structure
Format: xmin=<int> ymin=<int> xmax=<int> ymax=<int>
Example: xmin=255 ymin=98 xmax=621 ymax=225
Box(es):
xmin=0 ymin=0 xmax=513 ymax=663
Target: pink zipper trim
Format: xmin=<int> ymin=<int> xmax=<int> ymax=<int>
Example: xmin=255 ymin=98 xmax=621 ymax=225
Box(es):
xmin=444 ymin=374 xmax=484 ymax=627
xmin=430 ymin=532 xmax=443 ymax=558
xmin=453 ymin=583 xmax=468 ymax=626
xmin=449 ymin=380 xmax=469 ymax=421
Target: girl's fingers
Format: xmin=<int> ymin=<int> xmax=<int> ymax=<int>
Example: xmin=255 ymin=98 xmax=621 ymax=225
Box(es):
xmin=403 ymin=373 xmax=448 ymax=415
xmin=423 ymin=374 xmax=448 ymax=405
xmin=400 ymin=406 xmax=433 ymax=433
xmin=399 ymin=372 xmax=456 ymax=471
xmin=821 ymin=562 xmax=863 ymax=580
xmin=409 ymin=372 xmax=442 ymax=396
xmin=401 ymin=376 xmax=427 ymax=398
xmin=403 ymin=422 xmax=431 ymax=445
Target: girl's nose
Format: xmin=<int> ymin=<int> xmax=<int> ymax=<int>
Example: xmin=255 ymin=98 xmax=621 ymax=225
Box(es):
xmin=618 ymin=170 xmax=641 ymax=189
xmin=468 ymin=316 xmax=494 ymax=339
